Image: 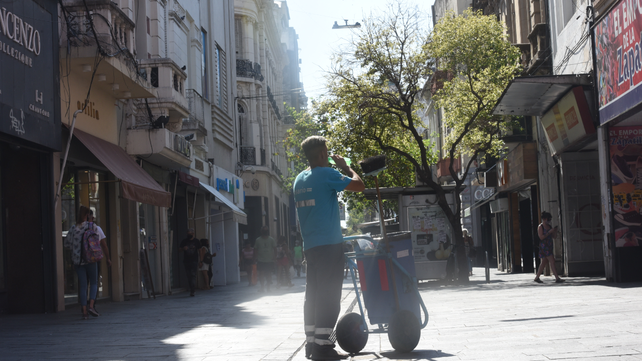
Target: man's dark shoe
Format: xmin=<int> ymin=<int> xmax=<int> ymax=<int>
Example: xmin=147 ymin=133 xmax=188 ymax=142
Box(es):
xmin=310 ymin=345 xmax=348 ymax=360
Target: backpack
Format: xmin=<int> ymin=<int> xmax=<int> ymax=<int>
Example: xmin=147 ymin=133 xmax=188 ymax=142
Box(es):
xmin=202 ymin=248 xmax=213 ymax=264
xmin=82 ymin=222 xmax=103 ymax=263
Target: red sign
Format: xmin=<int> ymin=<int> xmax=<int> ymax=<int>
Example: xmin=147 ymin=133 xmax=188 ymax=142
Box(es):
xmin=595 ymin=0 xmax=642 ymax=123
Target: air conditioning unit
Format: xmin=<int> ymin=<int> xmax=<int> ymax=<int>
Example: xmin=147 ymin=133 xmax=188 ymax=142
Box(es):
xmin=489 ymin=198 xmax=509 ymax=213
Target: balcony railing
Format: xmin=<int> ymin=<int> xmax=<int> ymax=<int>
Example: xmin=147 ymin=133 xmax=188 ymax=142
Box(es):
xmin=266 ymin=86 xmax=281 ymax=120
xmin=236 ymin=59 xmax=264 ymax=81
xmin=62 ymin=0 xmax=135 ymax=55
xmin=240 ymin=146 xmax=256 ymax=165
xmin=271 ymin=160 xmax=283 ymax=177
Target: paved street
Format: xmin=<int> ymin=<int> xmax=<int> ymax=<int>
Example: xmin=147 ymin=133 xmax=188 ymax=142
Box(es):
xmin=1 ymin=268 xmax=642 ymax=361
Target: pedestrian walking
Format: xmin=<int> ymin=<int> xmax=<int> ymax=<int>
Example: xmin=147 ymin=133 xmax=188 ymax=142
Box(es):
xmin=179 ymin=228 xmax=201 ymax=296
xmin=276 ymin=238 xmax=294 ymax=288
xmin=198 ymin=239 xmax=211 ymax=290
xmin=462 ymin=229 xmax=474 ymax=276
xmin=240 ymin=241 xmax=256 ymax=286
xmin=87 ymin=209 xmax=111 ymax=315
xmin=254 ymin=226 xmax=276 ymax=293
xmin=293 ymin=240 xmax=304 ymax=278
xmin=534 ymin=211 xmax=565 ymax=284
xmin=64 ymin=205 xmax=111 ymax=320
xmin=293 ymin=136 xmax=365 ymax=360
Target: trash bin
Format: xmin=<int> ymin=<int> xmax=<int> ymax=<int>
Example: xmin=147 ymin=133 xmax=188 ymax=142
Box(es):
xmin=355 ymin=231 xmax=420 ymax=325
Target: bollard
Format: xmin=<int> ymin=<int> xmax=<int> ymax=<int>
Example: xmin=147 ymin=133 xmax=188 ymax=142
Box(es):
xmin=485 ymin=251 xmax=490 ymax=284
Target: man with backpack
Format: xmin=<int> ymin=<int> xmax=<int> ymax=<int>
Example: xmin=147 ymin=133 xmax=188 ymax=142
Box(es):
xmin=179 ymin=228 xmax=201 ymax=296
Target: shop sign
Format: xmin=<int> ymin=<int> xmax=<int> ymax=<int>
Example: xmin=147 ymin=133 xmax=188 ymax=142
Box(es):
xmin=610 ymin=126 xmax=642 ymax=247
xmin=216 ymin=178 xmax=234 ymax=195
xmin=497 ymin=143 xmax=537 ymax=191
xmin=541 ymin=87 xmax=595 ymax=155
xmin=594 ymin=0 xmax=642 ymax=124
xmin=0 ymin=1 xmax=59 ymax=149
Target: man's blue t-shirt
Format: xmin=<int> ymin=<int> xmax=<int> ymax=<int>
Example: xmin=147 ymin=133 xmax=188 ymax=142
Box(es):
xmin=293 ymin=167 xmax=352 ymax=251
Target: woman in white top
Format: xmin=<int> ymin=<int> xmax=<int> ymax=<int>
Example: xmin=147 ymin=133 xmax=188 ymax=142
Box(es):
xmin=63 ymin=205 xmax=111 ymax=319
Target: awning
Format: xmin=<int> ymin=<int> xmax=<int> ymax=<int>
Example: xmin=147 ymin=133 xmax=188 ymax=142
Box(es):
xmin=72 ymin=128 xmax=171 ymax=208
xmin=199 ymin=182 xmax=248 ymax=225
xmin=493 ymin=74 xmax=592 ymax=116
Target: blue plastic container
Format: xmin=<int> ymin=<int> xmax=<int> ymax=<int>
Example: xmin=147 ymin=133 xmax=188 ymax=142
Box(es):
xmin=355 ymin=231 xmax=420 ymax=325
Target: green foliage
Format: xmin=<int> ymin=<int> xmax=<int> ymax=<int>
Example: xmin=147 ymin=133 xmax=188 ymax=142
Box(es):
xmin=427 ymin=9 xmax=522 ymax=160
xmin=318 ymin=2 xmax=435 ymax=212
xmin=281 ymin=104 xmax=327 ymax=191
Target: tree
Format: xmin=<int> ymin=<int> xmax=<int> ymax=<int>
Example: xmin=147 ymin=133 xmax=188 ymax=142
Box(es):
xmin=281 ymin=104 xmax=327 ymax=192
xmin=321 ymin=4 xmax=521 ymax=282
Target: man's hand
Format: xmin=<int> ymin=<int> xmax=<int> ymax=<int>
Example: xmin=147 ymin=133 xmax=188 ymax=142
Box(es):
xmin=330 ymin=155 xmax=350 ymax=172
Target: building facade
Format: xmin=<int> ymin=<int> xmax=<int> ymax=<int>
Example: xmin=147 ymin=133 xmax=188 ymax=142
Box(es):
xmin=234 ymin=0 xmax=303 ymax=247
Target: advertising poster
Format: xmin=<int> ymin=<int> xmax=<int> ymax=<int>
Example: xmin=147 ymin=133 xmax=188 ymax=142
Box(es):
xmin=610 ymin=126 xmax=642 ymax=247
xmin=594 ymin=0 xmax=642 ymax=124
xmin=407 ymin=206 xmax=453 ymax=261
xmin=540 ymin=87 xmax=595 ymax=155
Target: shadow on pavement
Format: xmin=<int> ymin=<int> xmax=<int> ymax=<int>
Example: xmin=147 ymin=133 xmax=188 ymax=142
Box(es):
xmin=0 ymin=277 xmax=308 ymax=361
xmin=379 ymin=349 xmax=455 ymax=360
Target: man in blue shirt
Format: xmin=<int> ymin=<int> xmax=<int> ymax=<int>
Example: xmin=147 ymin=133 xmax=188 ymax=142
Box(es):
xmin=294 ymin=136 xmax=365 ymax=360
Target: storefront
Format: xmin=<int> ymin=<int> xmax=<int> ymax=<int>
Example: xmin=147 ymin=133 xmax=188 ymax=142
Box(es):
xmin=494 ymin=75 xmax=602 ymax=277
xmin=59 ymin=127 xmax=171 ymax=304
xmin=0 ymin=0 xmax=61 ymax=314
xmin=593 ymin=0 xmax=642 ymax=281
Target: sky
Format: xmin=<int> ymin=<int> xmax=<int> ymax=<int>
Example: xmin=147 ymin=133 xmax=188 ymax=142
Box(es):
xmin=286 ymin=0 xmax=435 ymax=101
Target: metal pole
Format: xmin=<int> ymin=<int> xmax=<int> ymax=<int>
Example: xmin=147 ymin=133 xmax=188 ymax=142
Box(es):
xmin=485 ymin=250 xmax=490 ymax=284
xmin=54 ymin=109 xmax=83 ymax=210
xmin=374 ymin=176 xmax=400 ymax=311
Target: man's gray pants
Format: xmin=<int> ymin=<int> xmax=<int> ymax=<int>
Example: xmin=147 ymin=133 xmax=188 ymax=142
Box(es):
xmin=304 ymin=242 xmax=344 ymax=346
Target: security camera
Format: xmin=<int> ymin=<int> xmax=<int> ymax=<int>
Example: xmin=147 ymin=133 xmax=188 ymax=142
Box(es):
xmin=184 ymin=133 xmax=195 ymax=141
xmin=250 ymin=166 xmax=256 ymax=174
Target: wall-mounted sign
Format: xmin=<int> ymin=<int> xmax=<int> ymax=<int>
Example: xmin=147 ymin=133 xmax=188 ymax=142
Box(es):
xmin=594 ymin=2 xmax=642 ymax=123
xmin=541 ymin=87 xmax=595 ymax=155
xmin=609 ymin=126 xmax=642 ymax=247
xmin=0 ymin=0 xmax=60 ymax=150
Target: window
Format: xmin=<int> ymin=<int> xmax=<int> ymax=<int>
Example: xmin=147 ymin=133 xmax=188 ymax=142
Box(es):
xmin=216 ymin=47 xmax=222 ymax=107
xmin=215 ymin=45 xmax=228 ymax=111
xmin=151 ymin=67 xmax=158 ymax=87
xmin=146 ymin=17 xmax=150 ymax=35
xmin=201 ymin=29 xmax=209 ymax=100
xmin=174 ymin=73 xmax=179 ymax=92
xmin=235 ymin=18 xmax=243 ymax=57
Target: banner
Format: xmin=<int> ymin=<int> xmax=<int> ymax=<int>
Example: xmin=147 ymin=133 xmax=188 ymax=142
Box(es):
xmin=595 ymin=0 xmax=642 ymax=123
xmin=610 ymin=126 xmax=642 ymax=247
xmin=541 ymin=87 xmax=595 ymax=155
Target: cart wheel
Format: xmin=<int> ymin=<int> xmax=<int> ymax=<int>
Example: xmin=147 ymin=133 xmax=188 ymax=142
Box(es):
xmin=336 ymin=312 xmax=368 ymax=354
xmin=388 ymin=310 xmax=420 ymax=353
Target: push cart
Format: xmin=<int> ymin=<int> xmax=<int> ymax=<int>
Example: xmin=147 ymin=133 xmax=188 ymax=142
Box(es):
xmin=335 ymin=233 xmax=429 ymax=354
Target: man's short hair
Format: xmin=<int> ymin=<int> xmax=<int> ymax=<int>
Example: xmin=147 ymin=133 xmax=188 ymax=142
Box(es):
xmin=301 ymin=136 xmax=327 ymax=162
xmin=188 ymin=228 xmax=195 ymax=233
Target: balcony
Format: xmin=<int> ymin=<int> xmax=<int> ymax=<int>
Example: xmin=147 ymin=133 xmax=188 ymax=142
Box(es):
xmin=271 ymin=160 xmax=283 ymax=177
xmin=240 ymin=146 xmax=256 ymax=165
xmin=236 ymin=59 xmax=264 ymax=81
xmin=138 ymin=58 xmax=189 ymax=126
xmin=126 ymin=128 xmax=192 ymax=168
xmin=436 ymin=157 xmax=461 ymax=183
xmin=60 ymin=0 xmax=154 ymax=98
xmin=183 ymin=89 xmax=209 ymax=134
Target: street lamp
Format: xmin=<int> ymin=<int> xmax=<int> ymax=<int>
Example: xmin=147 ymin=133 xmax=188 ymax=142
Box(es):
xmin=332 ymin=20 xmax=361 ymax=29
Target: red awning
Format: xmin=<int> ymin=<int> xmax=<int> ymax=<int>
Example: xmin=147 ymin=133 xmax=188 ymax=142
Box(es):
xmin=72 ymin=128 xmax=171 ymax=208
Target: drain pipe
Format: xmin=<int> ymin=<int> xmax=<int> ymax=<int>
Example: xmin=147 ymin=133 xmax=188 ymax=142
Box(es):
xmin=54 ymin=108 xmax=84 ymax=210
